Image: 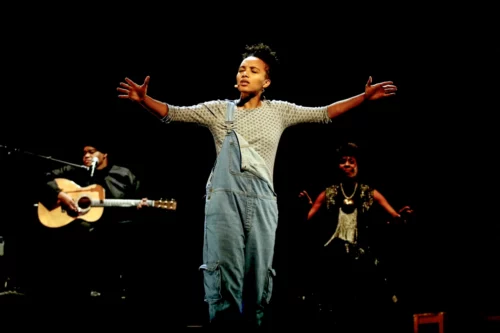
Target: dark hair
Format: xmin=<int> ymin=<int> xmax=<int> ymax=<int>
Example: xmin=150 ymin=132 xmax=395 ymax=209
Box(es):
xmin=81 ymin=141 xmax=110 ymax=154
xmin=336 ymin=142 xmax=360 ymax=159
xmin=242 ymin=43 xmax=279 ymax=79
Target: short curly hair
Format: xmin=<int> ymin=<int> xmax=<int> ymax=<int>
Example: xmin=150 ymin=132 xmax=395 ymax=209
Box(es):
xmin=241 ymin=43 xmax=279 ymax=79
xmin=336 ymin=142 xmax=360 ymax=159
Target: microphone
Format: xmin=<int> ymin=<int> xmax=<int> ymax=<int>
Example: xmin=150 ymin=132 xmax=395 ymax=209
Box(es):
xmin=90 ymin=156 xmax=98 ymax=177
xmin=234 ymin=84 xmax=238 ymax=88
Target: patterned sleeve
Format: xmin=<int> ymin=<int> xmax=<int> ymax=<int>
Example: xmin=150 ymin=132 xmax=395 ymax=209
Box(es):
xmin=272 ymin=100 xmax=331 ymax=127
xmin=160 ymin=100 xmax=227 ymax=127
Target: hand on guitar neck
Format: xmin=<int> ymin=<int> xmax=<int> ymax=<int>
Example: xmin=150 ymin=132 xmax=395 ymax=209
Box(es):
xmin=136 ymin=197 xmax=151 ymax=210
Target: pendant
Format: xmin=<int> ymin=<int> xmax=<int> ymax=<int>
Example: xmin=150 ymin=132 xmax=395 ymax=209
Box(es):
xmin=344 ymin=198 xmax=354 ymax=206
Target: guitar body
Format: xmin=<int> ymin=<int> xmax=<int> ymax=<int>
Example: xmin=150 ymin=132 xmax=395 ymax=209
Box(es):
xmin=38 ymin=178 xmax=105 ymax=228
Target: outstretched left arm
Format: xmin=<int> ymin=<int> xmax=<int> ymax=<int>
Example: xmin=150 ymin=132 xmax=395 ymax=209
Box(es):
xmin=373 ymin=189 xmax=414 ymax=224
xmin=326 ymin=76 xmax=397 ymax=119
xmin=373 ymin=189 xmax=400 ymax=218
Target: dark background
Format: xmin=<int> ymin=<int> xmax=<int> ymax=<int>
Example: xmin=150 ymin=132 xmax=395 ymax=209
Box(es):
xmin=0 ymin=6 xmax=498 ymax=328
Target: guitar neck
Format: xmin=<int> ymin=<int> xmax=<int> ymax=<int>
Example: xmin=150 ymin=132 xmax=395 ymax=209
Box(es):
xmin=90 ymin=199 xmax=151 ymax=208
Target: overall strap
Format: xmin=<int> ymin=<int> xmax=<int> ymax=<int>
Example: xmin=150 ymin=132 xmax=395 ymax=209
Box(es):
xmin=225 ymin=100 xmax=236 ymax=133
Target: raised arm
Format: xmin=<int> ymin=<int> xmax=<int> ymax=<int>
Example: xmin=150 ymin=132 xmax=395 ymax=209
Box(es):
xmin=326 ymin=76 xmax=397 ymax=119
xmin=117 ymin=76 xmax=169 ymax=119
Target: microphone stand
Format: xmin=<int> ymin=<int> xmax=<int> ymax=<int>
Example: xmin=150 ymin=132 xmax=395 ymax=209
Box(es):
xmin=0 ymin=144 xmax=89 ymax=170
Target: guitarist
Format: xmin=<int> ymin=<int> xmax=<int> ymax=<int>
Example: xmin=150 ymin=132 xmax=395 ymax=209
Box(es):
xmin=297 ymin=142 xmax=414 ymax=332
xmin=38 ymin=142 xmax=149 ymax=302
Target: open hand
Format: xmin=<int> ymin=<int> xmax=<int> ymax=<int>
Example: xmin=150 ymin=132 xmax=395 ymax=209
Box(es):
xmin=394 ymin=206 xmax=414 ymax=224
xmin=298 ymin=190 xmax=313 ymax=205
xmin=117 ymin=76 xmax=150 ymax=103
xmin=365 ymin=76 xmax=397 ymax=101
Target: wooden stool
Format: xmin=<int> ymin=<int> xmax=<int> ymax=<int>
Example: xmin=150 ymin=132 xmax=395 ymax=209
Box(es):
xmin=413 ymin=312 xmax=445 ymax=333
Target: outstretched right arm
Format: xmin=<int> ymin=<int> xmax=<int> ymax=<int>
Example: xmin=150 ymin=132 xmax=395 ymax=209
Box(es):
xmin=117 ymin=76 xmax=168 ymax=119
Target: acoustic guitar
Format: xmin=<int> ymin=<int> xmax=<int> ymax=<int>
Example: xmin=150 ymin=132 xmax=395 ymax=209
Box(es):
xmin=37 ymin=178 xmax=177 ymax=228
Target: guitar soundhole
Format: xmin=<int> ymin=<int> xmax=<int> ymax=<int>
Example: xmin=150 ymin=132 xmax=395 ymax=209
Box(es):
xmin=77 ymin=196 xmax=91 ymax=209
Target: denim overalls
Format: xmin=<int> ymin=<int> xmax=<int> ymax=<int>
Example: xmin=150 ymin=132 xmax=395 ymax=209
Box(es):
xmin=199 ymin=101 xmax=278 ymax=328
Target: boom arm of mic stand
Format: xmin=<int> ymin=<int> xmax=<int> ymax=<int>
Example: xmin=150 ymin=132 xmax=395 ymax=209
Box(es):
xmin=0 ymin=144 xmax=89 ymax=170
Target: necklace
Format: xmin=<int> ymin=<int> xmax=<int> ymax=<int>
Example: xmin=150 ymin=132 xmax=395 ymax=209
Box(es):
xmin=340 ymin=182 xmax=358 ymax=206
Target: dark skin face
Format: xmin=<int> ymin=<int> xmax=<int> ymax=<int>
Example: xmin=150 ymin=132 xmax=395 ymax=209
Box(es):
xmin=234 ymin=56 xmax=271 ymax=106
xmin=58 ymin=145 xmax=148 ymax=212
xmin=82 ymin=146 xmax=108 ymax=170
xmin=339 ymin=156 xmax=358 ymax=179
